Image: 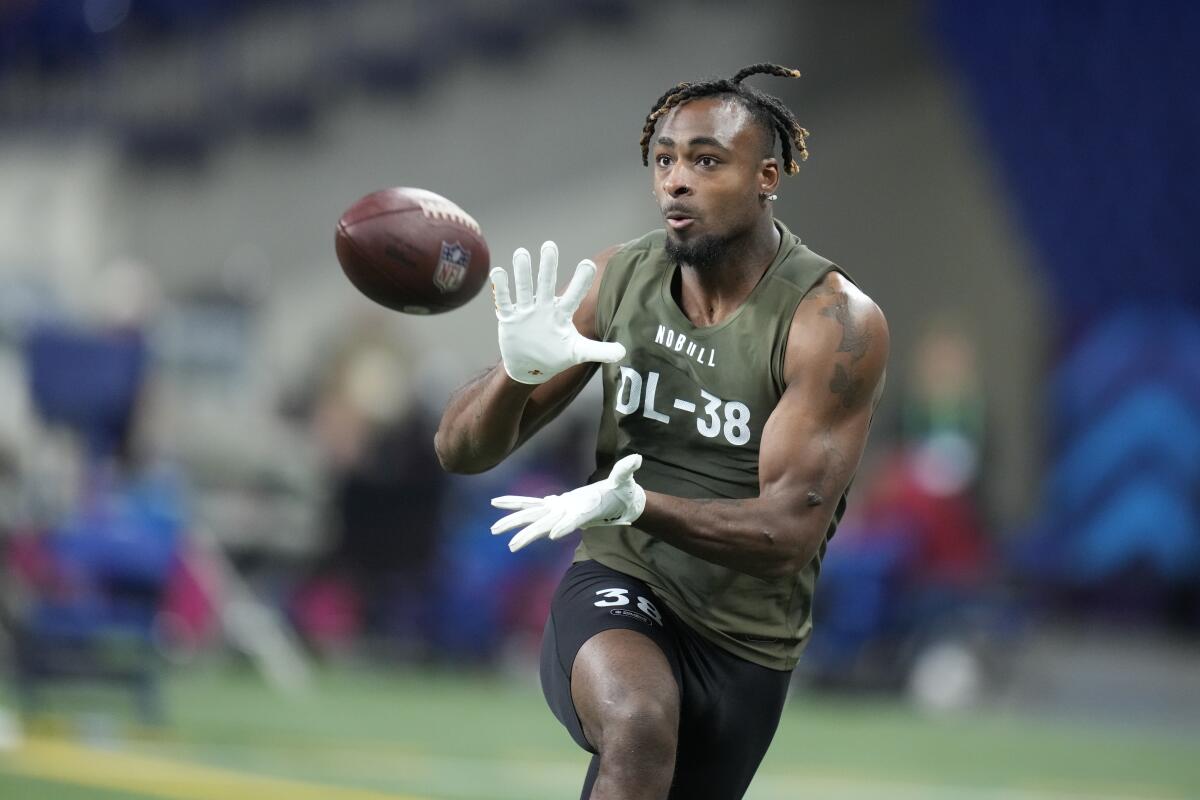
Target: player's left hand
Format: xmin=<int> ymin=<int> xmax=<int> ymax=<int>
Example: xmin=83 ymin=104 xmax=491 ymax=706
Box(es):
xmin=490 ymin=454 xmax=647 ymax=552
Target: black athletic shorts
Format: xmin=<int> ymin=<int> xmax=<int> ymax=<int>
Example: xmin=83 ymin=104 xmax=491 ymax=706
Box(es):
xmin=540 ymin=559 xmax=793 ymax=799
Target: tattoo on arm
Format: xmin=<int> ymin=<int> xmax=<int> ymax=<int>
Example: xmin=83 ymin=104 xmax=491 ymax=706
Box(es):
xmin=829 ymin=363 xmax=866 ymax=409
xmin=796 ymin=427 xmax=846 ymax=518
xmin=819 ymin=295 xmax=872 ymax=363
xmin=818 ymin=425 xmax=849 ymax=488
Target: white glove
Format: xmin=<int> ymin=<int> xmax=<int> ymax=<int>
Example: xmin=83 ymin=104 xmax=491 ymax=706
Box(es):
xmin=490 ymin=454 xmax=647 ymax=552
xmin=490 ymin=241 xmax=626 ymax=385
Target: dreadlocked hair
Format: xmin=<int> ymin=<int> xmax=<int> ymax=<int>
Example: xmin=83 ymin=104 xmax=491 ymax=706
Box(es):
xmin=639 ymin=63 xmax=809 ymax=175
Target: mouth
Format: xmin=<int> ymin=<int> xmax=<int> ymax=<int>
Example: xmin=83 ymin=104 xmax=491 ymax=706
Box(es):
xmin=664 ymin=208 xmax=698 ymax=232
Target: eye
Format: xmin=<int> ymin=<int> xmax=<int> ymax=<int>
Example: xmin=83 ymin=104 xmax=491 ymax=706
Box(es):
xmin=655 ymin=154 xmax=672 ymax=167
xmin=697 ymin=155 xmax=720 ymax=168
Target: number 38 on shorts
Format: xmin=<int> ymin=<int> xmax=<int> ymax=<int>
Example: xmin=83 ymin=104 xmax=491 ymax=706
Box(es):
xmin=594 ymin=588 xmax=664 ymax=626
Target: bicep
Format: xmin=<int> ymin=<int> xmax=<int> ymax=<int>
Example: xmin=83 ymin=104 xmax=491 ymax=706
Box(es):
xmin=758 ymin=283 xmax=889 ymax=511
xmin=757 ymin=383 xmax=875 ymax=512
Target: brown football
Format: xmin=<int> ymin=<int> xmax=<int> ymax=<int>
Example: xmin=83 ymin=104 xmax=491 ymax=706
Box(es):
xmin=335 ymin=187 xmax=490 ymax=315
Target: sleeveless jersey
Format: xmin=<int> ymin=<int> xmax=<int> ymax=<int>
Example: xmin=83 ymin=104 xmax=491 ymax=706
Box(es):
xmin=576 ymin=220 xmax=848 ymax=670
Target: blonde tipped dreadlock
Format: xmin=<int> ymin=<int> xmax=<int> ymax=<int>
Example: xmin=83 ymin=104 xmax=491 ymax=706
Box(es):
xmin=639 ymin=63 xmax=809 ymax=174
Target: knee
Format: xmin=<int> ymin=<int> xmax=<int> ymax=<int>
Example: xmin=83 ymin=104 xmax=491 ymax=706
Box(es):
xmin=594 ymin=691 xmax=679 ymax=761
xmin=570 ymin=629 xmax=680 ymax=774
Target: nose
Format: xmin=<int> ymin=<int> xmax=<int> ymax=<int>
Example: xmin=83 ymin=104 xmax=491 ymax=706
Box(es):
xmin=662 ymin=166 xmax=691 ymax=198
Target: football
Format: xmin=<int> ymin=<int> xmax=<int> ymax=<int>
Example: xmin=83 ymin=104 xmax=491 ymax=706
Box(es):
xmin=335 ymin=187 xmax=490 ymax=315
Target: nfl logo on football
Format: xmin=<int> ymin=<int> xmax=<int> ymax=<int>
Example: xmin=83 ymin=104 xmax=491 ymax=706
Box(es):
xmin=434 ymin=241 xmax=471 ymax=293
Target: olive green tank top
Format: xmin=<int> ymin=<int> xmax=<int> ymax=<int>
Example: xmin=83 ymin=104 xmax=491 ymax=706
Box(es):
xmin=576 ymin=220 xmax=848 ymax=670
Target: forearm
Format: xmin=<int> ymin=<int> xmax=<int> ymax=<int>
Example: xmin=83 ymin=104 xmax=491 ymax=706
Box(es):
xmin=434 ymin=364 xmax=537 ymax=474
xmin=635 ymin=491 xmax=831 ymax=581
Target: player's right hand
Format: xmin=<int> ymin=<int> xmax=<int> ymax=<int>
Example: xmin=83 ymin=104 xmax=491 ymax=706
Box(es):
xmin=490 ymin=453 xmax=647 ymax=551
xmin=490 ymin=241 xmax=626 ymax=385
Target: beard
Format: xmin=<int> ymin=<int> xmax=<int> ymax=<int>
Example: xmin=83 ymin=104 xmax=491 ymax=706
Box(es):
xmin=663 ymin=231 xmax=735 ymax=272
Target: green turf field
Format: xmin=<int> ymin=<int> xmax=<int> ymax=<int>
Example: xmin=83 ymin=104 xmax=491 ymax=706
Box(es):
xmin=1 ymin=665 xmax=1197 ymax=799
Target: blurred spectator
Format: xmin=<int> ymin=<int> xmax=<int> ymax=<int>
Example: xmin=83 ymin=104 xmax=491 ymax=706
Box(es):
xmin=291 ymin=315 xmax=447 ymax=657
xmin=285 ymin=328 xmax=598 ymax=665
xmin=899 ymin=319 xmax=988 ymax=504
xmin=876 ymin=318 xmax=993 ymax=584
xmin=429 ymin=412 xmax=595 ymax=666
xmin=800 ymin=322 xmax=1005 ymax=700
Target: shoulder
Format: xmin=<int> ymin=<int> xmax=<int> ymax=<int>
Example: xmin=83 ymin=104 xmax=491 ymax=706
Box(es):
xmin=594 ymin=229 xmax=665 ymax=272
xmin=784 ymin=271 xmax=889 ymax=404
xmin=587 ymin=229 xmax=666 ymax=305
xmin=590 ymin=242 xmax=624 ymax=274
xmin=793 ymin=271 xmax=888 ymax=352
xmin=575 ymin=231 xmax=659 ymax=338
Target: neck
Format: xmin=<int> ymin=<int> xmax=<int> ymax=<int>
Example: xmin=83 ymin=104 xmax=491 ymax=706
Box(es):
xmin=676 ymin=214 xmax=780 ymax=327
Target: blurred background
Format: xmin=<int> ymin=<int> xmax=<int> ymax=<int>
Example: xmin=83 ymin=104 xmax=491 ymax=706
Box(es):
xmin=0 ymin=0 xmax=1198 ymax=797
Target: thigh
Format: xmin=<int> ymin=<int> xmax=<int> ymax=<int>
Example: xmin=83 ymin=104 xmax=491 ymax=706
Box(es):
xmin=669 ymin=635 xmax=793 ymax=799
xmin=571 ymin=628 xmax=679 ymax=752
xmin=540 ymin=560 xmax=682 ymax=752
